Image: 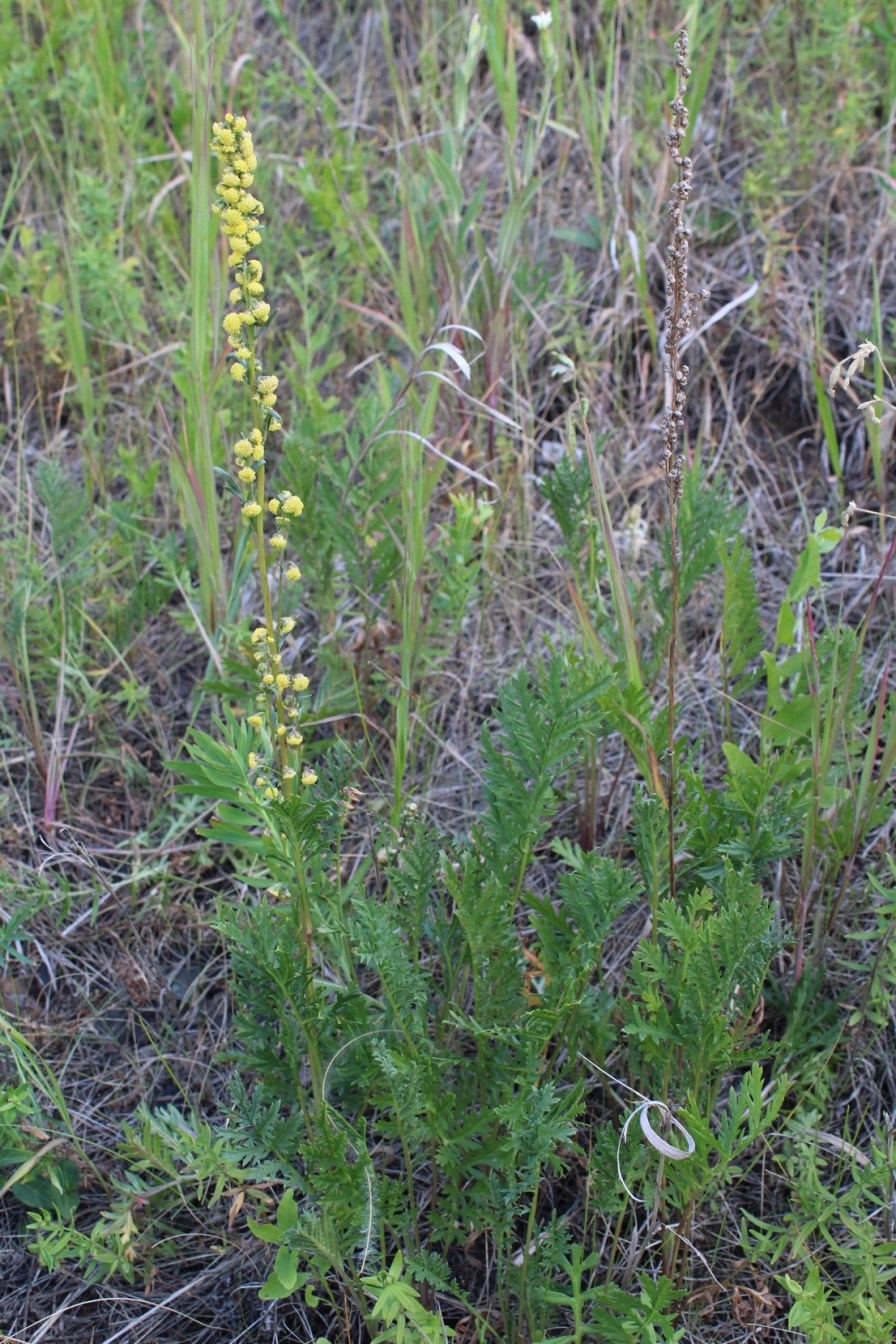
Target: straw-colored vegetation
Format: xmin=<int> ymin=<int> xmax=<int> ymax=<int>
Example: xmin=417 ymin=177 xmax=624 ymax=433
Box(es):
xmin=2 ymin=2 xmax=895 ymax=1341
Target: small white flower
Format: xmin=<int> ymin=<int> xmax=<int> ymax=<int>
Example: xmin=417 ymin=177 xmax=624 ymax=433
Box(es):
xmin=530 ymin=9 xmax=552 ymax=30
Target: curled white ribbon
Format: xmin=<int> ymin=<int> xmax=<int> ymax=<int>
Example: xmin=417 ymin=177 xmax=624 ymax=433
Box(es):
xmin=616 ymin=1100 xmax=696 ymax=1202
xmin=636 ymin=1102 xmax=696 ymax=1160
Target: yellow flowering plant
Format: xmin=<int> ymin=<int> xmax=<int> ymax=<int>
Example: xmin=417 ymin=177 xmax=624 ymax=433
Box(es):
xmin=210 ymin=113 xmax=311 ymax=804
xmin=172 ymin=115 xmax=341 ymax=1111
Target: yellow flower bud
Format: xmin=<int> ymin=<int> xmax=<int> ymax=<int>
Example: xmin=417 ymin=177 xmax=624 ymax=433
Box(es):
xmin=285 ymin=565 xmax=301 ymax=582
xmin=292 ymin=674 xmax=309 ymax=693
xmin=241 ymin=501 xmax=262 ymax=517
xmin=238 ymin=467 xmax=255 ymax=483
xmin=247 ymin=714 xmax=263 ymax=729
xmin=301 ymin=770 xmax=317 ymax=787
xmin=269 ymin=533 xmax=287 ymax=551
xmin=223 ymin=208 xmax=248 ymax=234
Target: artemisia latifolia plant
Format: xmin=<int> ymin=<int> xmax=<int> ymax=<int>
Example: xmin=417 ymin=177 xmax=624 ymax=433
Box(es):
xmin=211 ymin=114 xmax=316 ymax=800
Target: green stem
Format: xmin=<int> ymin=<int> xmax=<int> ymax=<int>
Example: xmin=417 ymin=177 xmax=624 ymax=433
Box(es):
xmin=291 ymin=840 xmax=324 ymax=1108
xmin=516 ymin=1163 xmax=542 ymax=1342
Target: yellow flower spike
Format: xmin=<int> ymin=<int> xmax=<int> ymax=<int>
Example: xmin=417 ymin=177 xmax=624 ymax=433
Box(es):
xmin=247 ymin=752 xmax=259 ymax=770
xmin=212 ymin=115 xmax=313 ymax=800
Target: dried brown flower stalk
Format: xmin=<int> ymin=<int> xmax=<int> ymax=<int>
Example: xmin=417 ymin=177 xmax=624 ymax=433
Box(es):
xmin=661 ymin=30 xmax=707 ymax=901
xmin=661 ymin=30 xmax=706 ymax=563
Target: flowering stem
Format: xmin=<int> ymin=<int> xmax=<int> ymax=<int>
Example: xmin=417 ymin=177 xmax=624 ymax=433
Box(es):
xmin=660 ymin=32 xmax=704 ymax=905
xmin=211 ymin=112 xmax=322 ymax=1103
